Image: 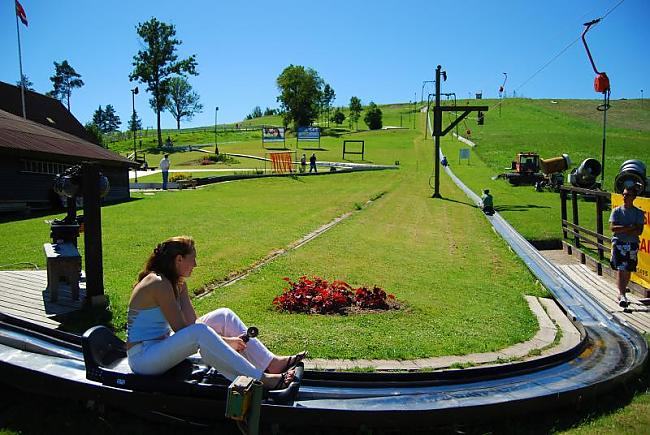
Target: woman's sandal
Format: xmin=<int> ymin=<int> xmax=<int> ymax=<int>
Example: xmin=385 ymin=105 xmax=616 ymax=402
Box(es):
xmin=284 ymin=351 xmax=308 ymax=372
xmin=269 ymin=371 xmax=295 ymax=390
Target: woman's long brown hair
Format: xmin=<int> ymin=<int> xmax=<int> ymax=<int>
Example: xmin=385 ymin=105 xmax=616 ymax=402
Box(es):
xmin=136 ymin=236 xmax=195 ymax=298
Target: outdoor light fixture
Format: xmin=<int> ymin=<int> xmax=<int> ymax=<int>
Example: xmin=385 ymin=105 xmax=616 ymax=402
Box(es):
xmin=214 ymin=106 xmax=219 ymax=154
xmin=614 ymin=159 xmax=647 ymax=195
xmin=131 ymin=86 xmax=139 ymax=182
xmin=568 ymin=158 xmax=602 ymax=189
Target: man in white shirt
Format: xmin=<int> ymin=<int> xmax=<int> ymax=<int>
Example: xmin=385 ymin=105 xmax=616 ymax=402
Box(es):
xmin=160 ymin=154 xmax=170 ymax=190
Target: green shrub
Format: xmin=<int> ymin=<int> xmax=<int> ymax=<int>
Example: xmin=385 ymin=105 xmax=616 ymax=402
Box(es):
xmin=169 ymin=173 xmax=192 ymax=182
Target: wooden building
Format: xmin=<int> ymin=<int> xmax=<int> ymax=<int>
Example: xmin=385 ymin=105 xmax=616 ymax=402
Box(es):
xmin=0 ymin=82 xmax=134 ymax=212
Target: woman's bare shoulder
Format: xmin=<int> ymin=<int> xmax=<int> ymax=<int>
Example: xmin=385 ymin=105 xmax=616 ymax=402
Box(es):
xmin=131 ymin=273 xmax=171 ymax=308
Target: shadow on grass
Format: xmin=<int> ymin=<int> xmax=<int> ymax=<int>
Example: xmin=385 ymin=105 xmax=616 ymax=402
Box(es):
xmin=439 ymin=197 xmax=479 ymax=208
xmin=0 ymin=197 xmax=144 ymax=225
xmin=494 ymin=204 xmax=551 ymax=212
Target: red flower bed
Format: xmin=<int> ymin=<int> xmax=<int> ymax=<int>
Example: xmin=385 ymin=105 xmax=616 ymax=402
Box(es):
xmin=273 ymin=276 xmax=396 ymax=314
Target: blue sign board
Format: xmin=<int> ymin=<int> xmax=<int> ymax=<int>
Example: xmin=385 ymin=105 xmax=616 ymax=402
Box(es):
xmin=297 ymin=126 xmax=320 ymax=140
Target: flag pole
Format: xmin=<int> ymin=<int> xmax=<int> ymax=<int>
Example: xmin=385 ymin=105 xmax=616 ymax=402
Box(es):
xmin=15 ymin=9 xmax=26 ymax=119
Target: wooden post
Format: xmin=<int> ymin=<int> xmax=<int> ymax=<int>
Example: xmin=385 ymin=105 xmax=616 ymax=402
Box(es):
xmin=560 ymin=189 xmax=570 ymax=254
xmin=82 ymin=163 xmax=106 ymax=307
xmin=595 ymin=195 xmax=604 ymax=275
xmin=571 ymin=191 xmax=586 ymax=264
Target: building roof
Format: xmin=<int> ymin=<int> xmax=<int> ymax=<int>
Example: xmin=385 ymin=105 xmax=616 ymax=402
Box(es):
xmin=0 ymin=109 xmax=134 ymax=166
xmin=0 ymin=81 xmax=98 ymax=144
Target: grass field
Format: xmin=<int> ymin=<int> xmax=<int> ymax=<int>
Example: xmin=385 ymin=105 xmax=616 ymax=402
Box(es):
xmin=0 ymin=99 xmax=649 ymax=434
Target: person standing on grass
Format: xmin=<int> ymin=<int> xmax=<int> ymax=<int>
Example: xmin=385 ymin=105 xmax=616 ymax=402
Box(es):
xmin=609 ymin=187 xmax=645 ymax=307
xmin=309 ymin=153 xmax=317 ymax=173
xmin=160 ymin=154 xmax=170 ymax=190
xmin=300 ymin=154 xmax=307 ymax=173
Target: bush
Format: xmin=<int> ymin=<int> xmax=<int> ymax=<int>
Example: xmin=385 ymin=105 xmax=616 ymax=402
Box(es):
xmin=169 ymin=173 xmax=192 ymax=182
xmin=273 ymin=276 xmax=395 ymax=314
xmin=207 ymin=154 xmax=239 ymax=164
xmin=363 ymin=102 xmax=383 ymax=130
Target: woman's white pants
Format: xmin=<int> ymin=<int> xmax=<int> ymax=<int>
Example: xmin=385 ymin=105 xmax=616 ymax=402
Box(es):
xmin=127 ymin=308 xmax=275 ymax=381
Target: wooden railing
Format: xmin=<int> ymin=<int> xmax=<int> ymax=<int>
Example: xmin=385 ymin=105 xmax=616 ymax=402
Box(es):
xmin=560 ymin=186 xmax=611 ymax=275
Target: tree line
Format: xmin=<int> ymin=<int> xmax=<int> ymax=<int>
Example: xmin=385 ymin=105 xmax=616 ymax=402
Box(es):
xmin=18 ymin=17 xmax=382 ymax=148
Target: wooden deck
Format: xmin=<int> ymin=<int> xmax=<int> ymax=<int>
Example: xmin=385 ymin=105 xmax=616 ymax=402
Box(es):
xmin=0 ymin=270 xmax=85 ymax=329
xmin=541 ymin=250 xmax=650 ymax=333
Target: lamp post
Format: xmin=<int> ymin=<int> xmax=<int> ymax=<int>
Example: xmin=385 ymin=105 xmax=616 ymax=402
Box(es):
xmin=131 ymin=86 xmax=139 ymax=182
xmin=421 ymin=80 xmax=435 ymax=104
xmin=413 ymin=92 xmax=416 ymax=129
xmin=214 ymin=106 xmax=219 ymax=154
xmin=425 ymin=93 xmax=434 ymax=139
xmin=642 ymin=89 xmax=644 ymax=106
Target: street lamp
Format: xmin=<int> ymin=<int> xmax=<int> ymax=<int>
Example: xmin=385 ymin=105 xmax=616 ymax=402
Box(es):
xmin=425 ymin=93 xmax=435 ymax=139
xmin=214 ymin=106 xmax=219 ymax=155
xmin=131 ymin=86 xmax=139 ymax=182
xmin=421 ymin=80 xmax=435 ymax=104
xmin=642 ymin=89 xmax=644 ymax=106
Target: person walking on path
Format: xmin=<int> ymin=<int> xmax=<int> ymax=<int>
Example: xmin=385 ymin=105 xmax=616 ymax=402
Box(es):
xmin=309 ymin=153 xmax=317 ymax=173
xmin=160 ymin=154 xmax=170 ymax=190
xmin=481 ymin=189 xmax=494 ymax=215
xmin=300 ymin=154 xmax=307 ymax=173
xmin=609 ymin=187 xmax=645 ymax=307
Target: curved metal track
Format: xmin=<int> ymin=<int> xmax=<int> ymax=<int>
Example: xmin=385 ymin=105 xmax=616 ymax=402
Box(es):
xmin=0 ymin=122 xmax=646 ymax=427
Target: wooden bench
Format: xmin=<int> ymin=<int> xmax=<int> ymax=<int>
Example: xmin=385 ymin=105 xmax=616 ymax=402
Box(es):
xmin=43 ymin=243 xmax=81 ymax=302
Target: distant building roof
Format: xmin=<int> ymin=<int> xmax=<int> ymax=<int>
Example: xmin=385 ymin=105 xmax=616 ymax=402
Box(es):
xmin=0 ymin=81 xmax=98 ymax=144
xmin=0 ymin=109 xmax=134 ymax=167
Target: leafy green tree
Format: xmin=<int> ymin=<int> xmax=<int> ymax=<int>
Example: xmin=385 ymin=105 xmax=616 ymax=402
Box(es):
xmin=276 ymin=65 xmax=324 ymax=130
xmin=363 ymin=102 xmax=383 ymax=130
xmin=130 ymin=18 xmax=198 ymax=147
xmin=92 ymin=106 xmax=105 ymax=130
xmin=349 ymin=96 xmax=362 ymax=130
xmin=128 ymin=110 xmax=143 ymax=138
xmin=92 ymin=105 xmax=121 ymax=133
xmin=263 ymin=107 xmax=276 ymax=116
xmin=331 ymin=107 xmax=345 ymax=125
xmin=321 ymin=83 xmax=335 ymax=127
xmin=164 ymin=76 xmax=203 ymax=130
xmin=49 ymin=60 xmax=84 ymax=110
xmin=16 ymin=74 xmax=34 ymax=91
xmin=103 ymin=104 xmax=121 ymax=132
xmin=84 ymin=122 xmax=104 ymax=146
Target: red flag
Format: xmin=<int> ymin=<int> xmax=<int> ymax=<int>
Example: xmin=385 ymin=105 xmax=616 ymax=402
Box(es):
xmin=15 ymin=0 xmax=28 ymax=26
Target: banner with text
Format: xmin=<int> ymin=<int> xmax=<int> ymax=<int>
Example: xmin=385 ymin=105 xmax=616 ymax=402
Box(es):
xmin=611 ymin=194 xmax=650 ymax=289
xmin=297 ymin=126 xmax=320 ymax=140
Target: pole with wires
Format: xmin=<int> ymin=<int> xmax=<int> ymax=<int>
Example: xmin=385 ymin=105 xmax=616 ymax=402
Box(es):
xmin=499 ymin=72 xmax=507 ymax=117
xmin=582 ymin=18 xmax=611 ymax=186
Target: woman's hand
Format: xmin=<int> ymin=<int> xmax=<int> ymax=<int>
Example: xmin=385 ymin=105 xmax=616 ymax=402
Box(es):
xmin=223 ymin=336 xmax=247 ymax=353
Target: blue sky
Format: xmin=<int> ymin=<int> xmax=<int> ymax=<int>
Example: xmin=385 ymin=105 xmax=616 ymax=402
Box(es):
xmin=1 ymin=0 xmax=648 ymax=130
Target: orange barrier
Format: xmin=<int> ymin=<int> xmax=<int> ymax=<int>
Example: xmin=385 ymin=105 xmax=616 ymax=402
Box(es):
xmin=270 ymin=152 xmax=293 ymax=174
